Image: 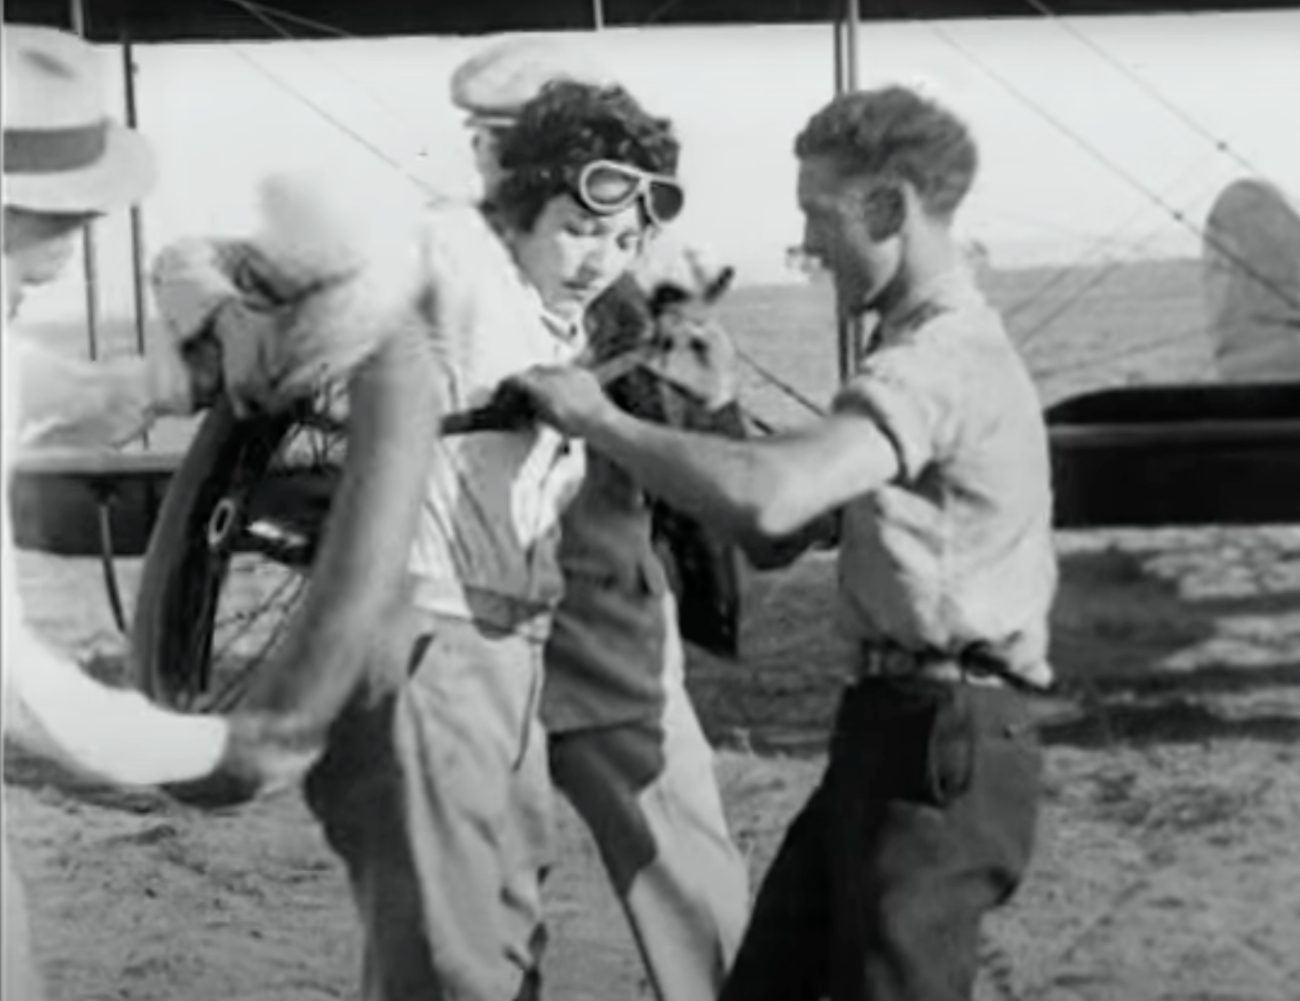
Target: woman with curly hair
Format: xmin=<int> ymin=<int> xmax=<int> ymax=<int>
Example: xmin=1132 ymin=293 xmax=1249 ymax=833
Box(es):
xmin=152 ymin=79 xmax=683 ymax=1001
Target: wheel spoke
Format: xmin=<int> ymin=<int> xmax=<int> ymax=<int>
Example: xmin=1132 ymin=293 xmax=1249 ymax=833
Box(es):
xmin=211 ymin=560 xmax=303 ymax=662
xmin=138 ymin=398 xmax=343 ymax=713
xmin=204 ymin=573 xmax=307 ymax=713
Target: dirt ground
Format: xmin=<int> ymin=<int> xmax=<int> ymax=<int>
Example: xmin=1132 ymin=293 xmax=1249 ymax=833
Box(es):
xmin=8 ymin=521 xmax=1300 ymax=1001
xmin=6 ymin=263 xmax=1300 ymax=999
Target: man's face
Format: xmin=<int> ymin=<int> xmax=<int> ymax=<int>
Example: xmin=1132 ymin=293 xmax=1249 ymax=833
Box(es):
xmin=4 ymin=208 xmax=86 ymax=283
xmin=797 ymin=155 xmax=900 ymax=314
xmin=470 ymin=125 xmax=508 ymax=194
xmin=3 ymin=208 xmax=90 ymax=319
xmin=510 ymin=193 xmax=647 ymax=324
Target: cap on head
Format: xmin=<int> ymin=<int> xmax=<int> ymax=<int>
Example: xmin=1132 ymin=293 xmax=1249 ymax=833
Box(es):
xmin=450 ymin=36 xmax=618 ymax=125
xmin=3 ymin=23 xmax=156 ymax=214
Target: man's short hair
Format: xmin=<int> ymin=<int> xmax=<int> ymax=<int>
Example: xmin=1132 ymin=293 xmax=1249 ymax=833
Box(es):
xmin=490 ymin=80 xmax=679 ymax=232
xmin=794 ymin=86 xmax=978 ymax=220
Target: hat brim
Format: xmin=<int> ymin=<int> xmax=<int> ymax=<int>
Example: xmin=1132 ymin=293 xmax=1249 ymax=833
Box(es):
xmin=3 ymin=121 xmax=155 ymax=215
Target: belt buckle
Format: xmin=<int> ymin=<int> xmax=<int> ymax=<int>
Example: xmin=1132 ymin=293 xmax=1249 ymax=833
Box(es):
xmin=860 ymin=643 xmax=981 ymax=685
xmin=860 ymin=644 xmax=912 ymax=678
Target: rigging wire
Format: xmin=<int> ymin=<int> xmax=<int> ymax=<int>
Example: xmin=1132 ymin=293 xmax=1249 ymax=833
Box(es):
xmin=1005 ymin=146 xmax=1220 ymax=332
xmin=999 ymin=0 xmax=1291 ymax=343
xmin=924 ymin=21 xmax=1300 ymax=318
xmin=1011 ymin=154 xmax=1224 ymax=354
xmin=224 ymin=44 xmax=435 ymax=195
xmin=227 ymin=0 xmax=440 ymax=169
xmin=232 ymin=0 xmax=352 ymax=38
xmin=1018 ymin=0 xmax=1271 ymax=183
xmin=734 ymin=344 xmax=828 ymax=416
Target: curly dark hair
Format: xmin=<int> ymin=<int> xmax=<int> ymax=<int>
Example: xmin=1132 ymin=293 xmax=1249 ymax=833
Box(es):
xmin=490 ymin=80 xmax=680 ymax=232
xmin=794 ymin=86 xmax=978 ymax=220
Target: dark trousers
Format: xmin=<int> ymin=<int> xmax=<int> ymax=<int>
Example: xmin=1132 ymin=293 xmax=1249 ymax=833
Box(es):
xmin=719 ymin=677 xmax=1042 ymax=1001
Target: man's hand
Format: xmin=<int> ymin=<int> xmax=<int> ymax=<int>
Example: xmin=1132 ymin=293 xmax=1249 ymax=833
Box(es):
xmin=504 ymin=365 xmax=617 ymax=438
xmin=164 ymin=711 xmax=323 ymax=810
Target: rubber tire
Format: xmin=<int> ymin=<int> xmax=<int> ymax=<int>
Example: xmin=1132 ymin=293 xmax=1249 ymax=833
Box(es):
xmin=131 ymin=398 xmax=300 ymax=710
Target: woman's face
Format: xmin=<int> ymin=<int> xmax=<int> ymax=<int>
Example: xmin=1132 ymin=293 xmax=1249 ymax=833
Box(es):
xmin=509 ymin=193 xmax=647 ymax=324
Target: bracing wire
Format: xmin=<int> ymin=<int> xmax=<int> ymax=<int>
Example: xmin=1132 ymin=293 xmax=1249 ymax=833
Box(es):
xmin=1012 ymin=154 xmax=1225 ymax=352
xmin=1018 ymin=0 xmax=1271 ymax=182
xmin=735 ymin=345 xmax=828 ymax=416
xmin=227 ymin=0 xmax=439 ymax=168
xmin=925 ymin=21 xmax=1300 ymax=319
xmin=1006 ymin=146 xmax=1221 ymax=334
xmin=224 ymin=45 xmax=436 ymax=195
xmin=233 ymin=0 xmax=352 ymax=38
xmin=1003 ymin=144 xmax=1216 ymax=319
xmin=1006 ymin=0 xmax=1300 ymax=350
xmin=1015 ymin=247 xmax=1175 ymax=360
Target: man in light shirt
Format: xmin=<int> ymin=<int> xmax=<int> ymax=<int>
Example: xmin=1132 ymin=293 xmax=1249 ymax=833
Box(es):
xmin=511 ymin=85 xmax=1056 ymax=1001
xmin=2 ymin=23 xmax=315 ymax=1001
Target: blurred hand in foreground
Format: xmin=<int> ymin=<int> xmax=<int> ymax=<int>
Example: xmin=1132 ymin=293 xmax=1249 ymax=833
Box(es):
xmin=164 ymin=710 xmax=323 ymax=810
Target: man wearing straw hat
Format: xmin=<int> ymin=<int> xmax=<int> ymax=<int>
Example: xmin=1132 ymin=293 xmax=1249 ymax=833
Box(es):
xmin=2 ymin=24 xmax=313 ymax=999
xmin=451 ymin=37 xmax=750 ymax=1001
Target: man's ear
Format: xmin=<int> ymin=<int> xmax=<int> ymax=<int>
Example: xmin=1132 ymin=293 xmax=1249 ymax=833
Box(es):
xmin=862 ymin=185 xmax=906 ymax=242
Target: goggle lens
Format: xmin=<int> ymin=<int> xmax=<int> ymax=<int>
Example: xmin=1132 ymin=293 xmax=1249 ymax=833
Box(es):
xmin=578 ymin=160 xmax=684 ymax=225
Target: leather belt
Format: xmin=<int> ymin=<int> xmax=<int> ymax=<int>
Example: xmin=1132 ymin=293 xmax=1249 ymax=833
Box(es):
xmin=858 ymin=644 xmax=1009 ymax=689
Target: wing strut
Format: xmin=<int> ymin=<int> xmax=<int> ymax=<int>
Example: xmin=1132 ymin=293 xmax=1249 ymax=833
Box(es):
xmin=834 ymin=0 xmax=864 ymax=385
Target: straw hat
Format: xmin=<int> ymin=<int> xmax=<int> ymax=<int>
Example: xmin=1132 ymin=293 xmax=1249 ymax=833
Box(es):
xmin=450 ymin=36 xmax=618 ymax=125
xmin=3 ymin=24 xmax=156 ymax=214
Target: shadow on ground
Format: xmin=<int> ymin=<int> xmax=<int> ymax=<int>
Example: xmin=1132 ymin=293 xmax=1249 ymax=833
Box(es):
xmin=691 ymin=534 xmax=1300 ymax=755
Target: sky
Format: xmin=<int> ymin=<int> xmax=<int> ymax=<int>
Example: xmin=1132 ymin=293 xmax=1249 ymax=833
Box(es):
xmin=16 ymin=8 xmax=1300 ymax=329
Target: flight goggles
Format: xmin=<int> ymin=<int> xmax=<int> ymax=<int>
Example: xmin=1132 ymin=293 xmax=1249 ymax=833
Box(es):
xmin=572 ymin=159 xmax=685 ymax=225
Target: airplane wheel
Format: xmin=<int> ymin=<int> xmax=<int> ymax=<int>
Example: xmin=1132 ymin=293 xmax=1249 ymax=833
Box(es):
xmin=132 ymin=395 xmax=344 ymax=712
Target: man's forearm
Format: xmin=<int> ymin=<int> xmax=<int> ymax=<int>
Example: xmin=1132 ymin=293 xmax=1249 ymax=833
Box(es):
xmin=10 ymin=343 xmax=179 ymax=449
xmin=581 ymin=407 xmax=782 ymax=543
xmin=575 ymin=401 xmax=896 ymax=550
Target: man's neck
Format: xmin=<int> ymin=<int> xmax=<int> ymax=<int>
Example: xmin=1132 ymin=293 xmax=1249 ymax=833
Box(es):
xmin=875 ymin=231 xmax=970 ymax=333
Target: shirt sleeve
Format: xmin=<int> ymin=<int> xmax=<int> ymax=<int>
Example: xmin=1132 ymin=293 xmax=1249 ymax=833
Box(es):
xmin=832 ymin=332 xmax=964 ymax=482
xmin=3 ymin=620 xmax=230 ymax=786
xmin=7 ymin=338 xmax=167 ymax=449
xmin=2 ymin=525 xmax=229 ymax=787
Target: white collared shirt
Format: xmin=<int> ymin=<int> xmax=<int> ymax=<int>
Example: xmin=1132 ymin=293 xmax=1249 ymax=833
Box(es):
xmin=832 ymin=269 xmax=1057 ymax=688
xmin=404 ymin=205 xmax=588 ymax=632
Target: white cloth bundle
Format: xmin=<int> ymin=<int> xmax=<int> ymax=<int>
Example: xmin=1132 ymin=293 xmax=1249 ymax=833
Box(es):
xmin=151 ymin=170 xmax=429 ymax=411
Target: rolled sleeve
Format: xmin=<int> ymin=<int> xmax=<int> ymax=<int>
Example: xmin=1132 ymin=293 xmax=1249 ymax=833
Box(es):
xmin=832 ymin=338 xmax=962 ymax=482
